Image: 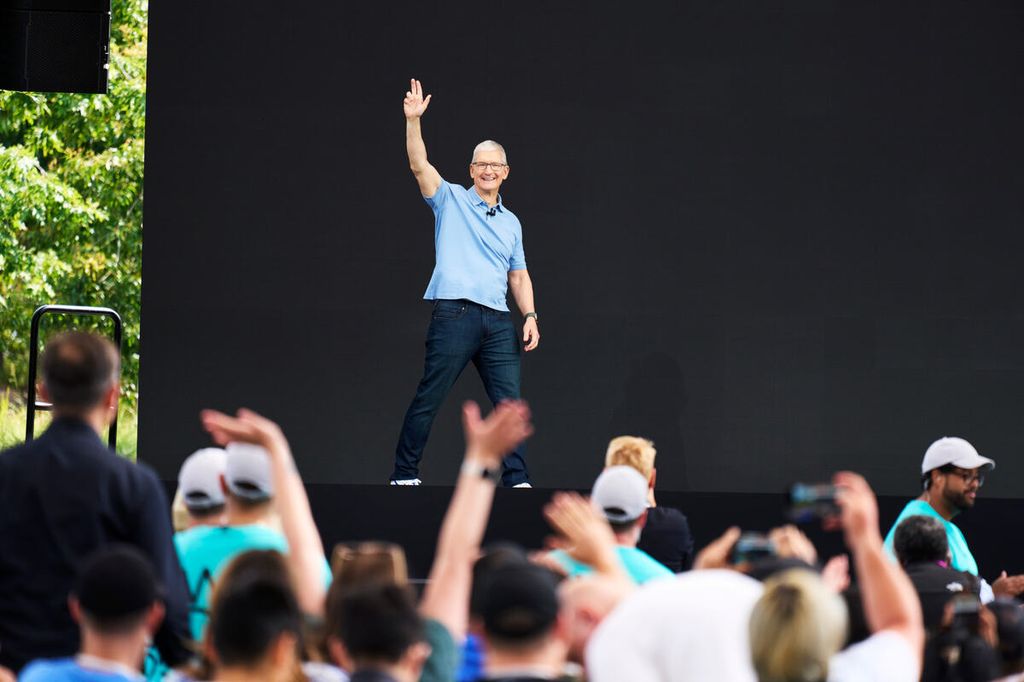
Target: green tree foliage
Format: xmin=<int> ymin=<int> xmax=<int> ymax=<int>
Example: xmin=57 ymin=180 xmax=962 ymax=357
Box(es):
xmin=0 ymin=0 xmax=147 ymax=402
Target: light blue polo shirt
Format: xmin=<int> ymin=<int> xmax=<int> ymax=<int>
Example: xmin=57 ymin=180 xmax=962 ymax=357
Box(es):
xmin=422 ymin=180 xmax=526 ymax=312
xmin=548 ymin=546 xmax=674 ymax=585
xmin=883 ymin=499 xmax=979 ymax=575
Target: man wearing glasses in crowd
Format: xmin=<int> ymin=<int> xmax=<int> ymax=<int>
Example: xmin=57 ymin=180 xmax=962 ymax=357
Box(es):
xmin=389 ymin=79 xmax=539 ymax=488
xmin=883 ymin=436 xmax=1024 ymax=599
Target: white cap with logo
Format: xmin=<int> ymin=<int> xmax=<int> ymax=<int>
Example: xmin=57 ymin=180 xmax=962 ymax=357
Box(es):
xmin=921 ymin=436 xmax=995 ymax=475
xmin=177 ymin=447 xmax=227 ymax=512
xmin=225 ymin=442 xmax=275 ymax=501
xmin=591 ymin=465 xmax=650 ymax=523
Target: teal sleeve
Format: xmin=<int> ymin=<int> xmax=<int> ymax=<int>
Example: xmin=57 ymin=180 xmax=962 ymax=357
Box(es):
xmin=418 ymin=618 xmax=459 ymax=682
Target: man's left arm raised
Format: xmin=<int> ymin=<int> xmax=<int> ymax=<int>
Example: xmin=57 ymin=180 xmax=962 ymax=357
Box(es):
xmin=508 ymin=269 xmax=539 ymax=351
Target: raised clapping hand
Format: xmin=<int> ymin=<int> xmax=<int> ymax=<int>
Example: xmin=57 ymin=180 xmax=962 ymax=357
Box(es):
xmin=404 ymin=78 xmax=432 ymax=120
xmin=200 ymin=407 xmax=290 ymax=460
xmin=544 ymin=491 xmax=622 ymax=577
xmin=462 ymin=399 xmax=533 ymax=466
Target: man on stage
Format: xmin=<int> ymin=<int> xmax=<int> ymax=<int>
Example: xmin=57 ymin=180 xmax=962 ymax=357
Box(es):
xmin=390 ymin=78 xmax=539 ymax=488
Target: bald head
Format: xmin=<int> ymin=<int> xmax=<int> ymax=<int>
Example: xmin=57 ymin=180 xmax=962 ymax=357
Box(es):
xmin=559 ymin=576 xmax=633 ymax=664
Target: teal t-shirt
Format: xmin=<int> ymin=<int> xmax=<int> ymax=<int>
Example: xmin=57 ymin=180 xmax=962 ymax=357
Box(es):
xmin=883 ymin=499 xmax=979 ymax=575
xmin=174 ymin=524 xmax=331 ymax=641
xmin=549 ymin=546 xmax=673 ymax=584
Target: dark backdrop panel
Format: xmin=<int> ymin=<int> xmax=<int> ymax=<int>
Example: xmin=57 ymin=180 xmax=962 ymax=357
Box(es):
xmin=141 ymin=0 xmax=1024 ymax=496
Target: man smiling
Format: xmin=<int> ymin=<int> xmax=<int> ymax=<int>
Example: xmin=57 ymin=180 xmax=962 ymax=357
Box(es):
xmin=883 ymin=436 xmax=1024 ymax=599
xmin=390 ymin=79 xmax=539 ymax=488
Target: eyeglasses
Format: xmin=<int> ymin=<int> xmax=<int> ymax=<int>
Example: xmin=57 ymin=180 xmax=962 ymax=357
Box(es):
xmin=946 ymin=468 xmax=985 ymax=487
xmin=471 ymin=162 xmax=508 ymax=171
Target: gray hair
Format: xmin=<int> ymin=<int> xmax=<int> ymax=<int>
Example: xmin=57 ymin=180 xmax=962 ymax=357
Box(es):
xmin=471 ymin=140 xmax=507 ymax=164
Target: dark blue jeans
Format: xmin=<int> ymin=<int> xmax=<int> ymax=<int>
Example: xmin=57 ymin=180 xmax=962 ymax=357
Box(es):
xmin=392 ymin=300 xmax=529 ymax=486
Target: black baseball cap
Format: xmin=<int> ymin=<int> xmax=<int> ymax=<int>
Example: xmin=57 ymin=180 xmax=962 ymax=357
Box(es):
xmin=477 ymin=563 xmax=560 ymax=642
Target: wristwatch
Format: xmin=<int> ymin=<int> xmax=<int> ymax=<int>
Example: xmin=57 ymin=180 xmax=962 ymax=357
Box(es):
xmin=461 ymin=459 xmax=501 ymax=484
xmin=524 ymin=312 xmax=539 ymax=322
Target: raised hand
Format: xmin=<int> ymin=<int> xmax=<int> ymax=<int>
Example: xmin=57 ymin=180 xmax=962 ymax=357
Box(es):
xmin=461 ymin=400 xmax=533 ymax=466
xmin=833 ymin=471 xmax=881 ymax=551
xmin=200 ymin=407 xmax=289 ymax=457
xmin=544 ymin=491 xmax=621 ymax=576
xmin=403 ymin=78 xmax=432 ymax=119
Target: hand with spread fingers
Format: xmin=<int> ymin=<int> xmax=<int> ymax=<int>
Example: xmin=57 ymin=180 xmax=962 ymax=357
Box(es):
xmin=462 ymin=399 xmax=534 ymax=467
xmin=200 ymin=407 xmax=290 ymax=460
xmin=544 ymin=491 xmax=623 ymax=579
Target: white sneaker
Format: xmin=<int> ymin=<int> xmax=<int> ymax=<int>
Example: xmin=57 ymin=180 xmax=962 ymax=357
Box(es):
xmin=389 ymin=478 xmax=422 ymax=486
xmin=512 ymin=482 xmax=532 ymax=489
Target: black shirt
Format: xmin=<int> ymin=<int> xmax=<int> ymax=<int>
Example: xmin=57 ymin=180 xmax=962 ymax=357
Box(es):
xmin=0 ymin=417 xmax=191 ymax=671
xmin=637 ymin=506 xmax=694 ymax=572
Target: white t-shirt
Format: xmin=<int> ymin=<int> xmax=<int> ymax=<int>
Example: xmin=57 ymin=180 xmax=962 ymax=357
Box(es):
xmin=586 ymin=570 xmax=763 ymax=682
xmin=828 ymin=631 xmax=920 ymax=682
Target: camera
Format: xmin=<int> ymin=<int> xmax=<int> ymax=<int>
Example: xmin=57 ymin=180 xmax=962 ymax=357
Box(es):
xmin=787 ymin=482 xmax=840 ymax=524
xmin=730 ymin=532 xmax=777 ymax=564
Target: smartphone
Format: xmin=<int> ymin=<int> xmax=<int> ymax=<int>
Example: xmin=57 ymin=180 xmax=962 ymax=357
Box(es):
xmin=787 ymin=483 xmax=840 ymax=524
xmin=730 ymin=532 xmax=777 ymax=564
xmin=951 ymin=594 xmax=981 ymax=634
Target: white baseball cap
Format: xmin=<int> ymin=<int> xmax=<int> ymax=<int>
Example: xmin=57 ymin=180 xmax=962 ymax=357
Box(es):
xmin=921 ymin=436 xmax=995 ymax=474
xmin=225 ymin=442 xmax=274 ymax=501
xmin=591 ymin=466 xmax=649 ymax=523
xmin=177 ymin=447 xmax=227 ymax=512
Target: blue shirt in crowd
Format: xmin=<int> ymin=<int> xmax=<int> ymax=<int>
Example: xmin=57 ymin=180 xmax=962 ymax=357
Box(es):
xmin=549 ymin=546 xmax=674 ymax=584
xmin=883 ymin=499 xmax=979 ymax=575
xmin=422 ymin=180 xmax=526 ymax=312
xmin=21 ymin=657 xmax=142 ymax=681
xmin=173 ymin=524 xmax=331 ymax=641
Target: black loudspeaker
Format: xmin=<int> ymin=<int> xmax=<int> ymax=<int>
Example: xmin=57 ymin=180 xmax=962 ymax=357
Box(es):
xmin=0 ymin=0 xmax=110 ymax=94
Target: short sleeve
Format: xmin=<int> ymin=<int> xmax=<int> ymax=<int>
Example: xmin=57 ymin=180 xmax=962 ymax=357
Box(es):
xmin=509 ymin=229 xmax=527 ymax=271
xmin=828 ymin=631 xmax=920 ymax=682
xmin=419 ymin=618 xmax=459 ymax=682
xmin=424 ymin=179 xmax=452 ymax=212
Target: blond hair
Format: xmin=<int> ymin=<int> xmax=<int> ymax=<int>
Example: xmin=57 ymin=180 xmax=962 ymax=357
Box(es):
xmin=604 ymin=436 xmax=657 ymax=481
xmin=749 ymin=569 xmax=848 ymax=682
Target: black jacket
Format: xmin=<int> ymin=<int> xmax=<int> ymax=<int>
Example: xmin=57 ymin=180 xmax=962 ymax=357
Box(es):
xmin=0 ymin=417 xmax=191 ymax=671
xmin=637 ymin=506 xmax=694 ymax=572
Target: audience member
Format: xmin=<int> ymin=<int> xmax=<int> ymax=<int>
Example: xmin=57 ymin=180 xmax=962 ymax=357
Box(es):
xmin=327 ymin=584 xmax=430 ymax=682
xmin=0 ymin=331 xmax=190 ymax=672
xmin=174 ymin=417 xmax=331 ymax=641
xmin=332 ymin=542 xmax=409 ymax=588
xmin=543 ymin=491 xmax=635 ymax=671
xmin=176 ymin=447 xmax=228 ymax=528
xmin=549 ymin=466 xmax=672 ymax=584
xmin=586 ymin=567 xmax=764 ymax=682
xmin=414 ymin=399 xmax=535 ymax=682
xmin=205 ymin=550 xmax=302 ymax=682
xmin=604 ymin=436 xmax=694 ymax=572
xmin=893 ymin=514 xmax=981 ymax=632
xmin=19 ymin=545 xmax=166 ymax=682
xmin=474 ymin=563 xmax=569 ymax=681
xmin=749 ymin=471 xmax=924 ymax=682
xmin=883 ymin=436 xmax=1024 ymax=599
xmin=989 ymin=598 xmax=1024 ymax=679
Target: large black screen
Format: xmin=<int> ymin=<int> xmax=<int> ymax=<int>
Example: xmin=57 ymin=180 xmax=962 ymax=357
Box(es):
xmin=141 ymin=0 xmax=1024 ymax=496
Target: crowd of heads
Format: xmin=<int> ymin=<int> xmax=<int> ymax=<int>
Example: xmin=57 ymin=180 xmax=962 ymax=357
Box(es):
xmin=2 ymin=330 xmax=1024 ymax=682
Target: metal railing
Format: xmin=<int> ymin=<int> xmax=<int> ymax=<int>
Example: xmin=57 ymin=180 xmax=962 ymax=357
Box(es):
xmin=25 ymin=305 xmax=123 ymax=449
